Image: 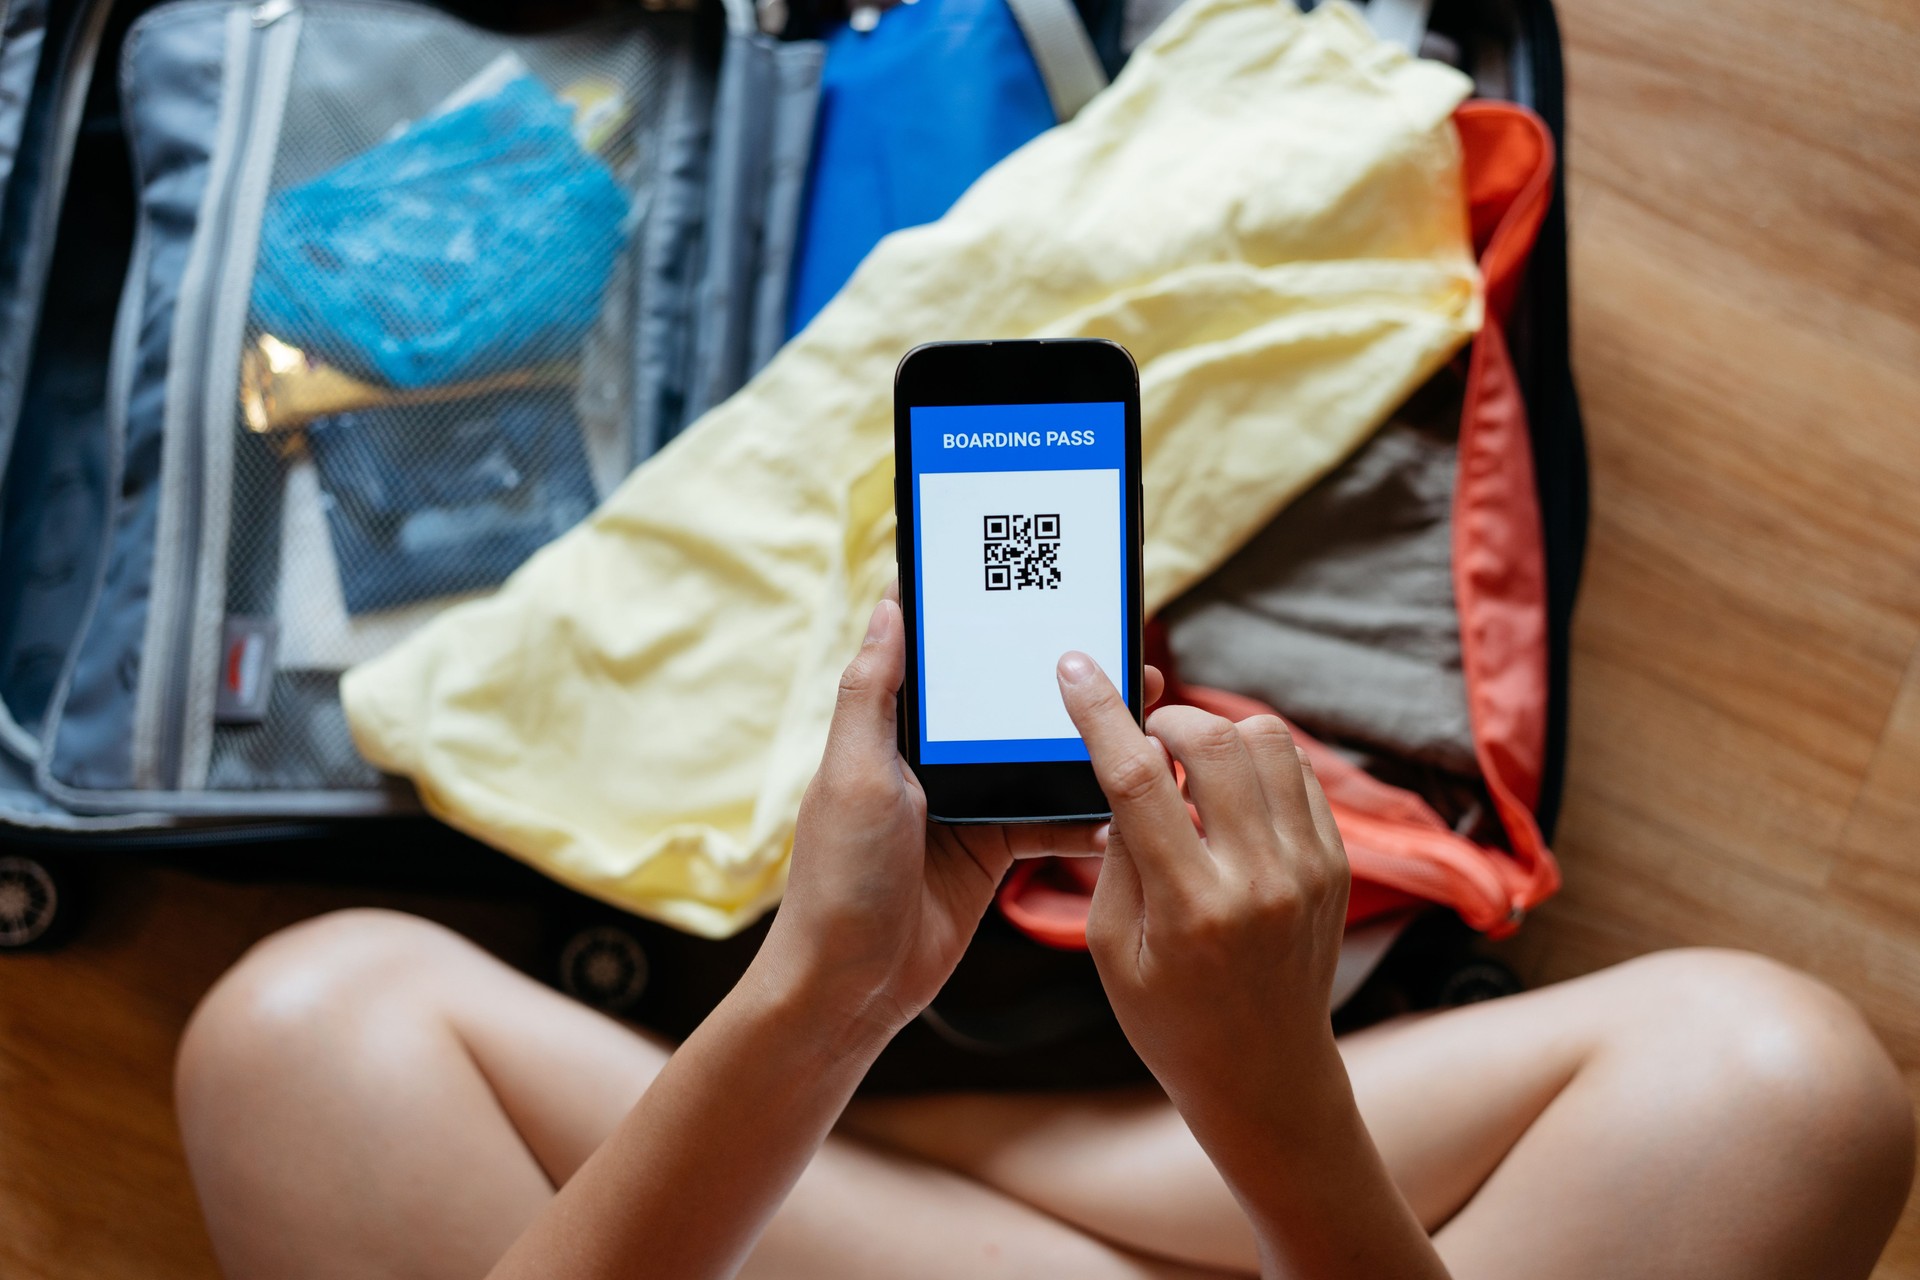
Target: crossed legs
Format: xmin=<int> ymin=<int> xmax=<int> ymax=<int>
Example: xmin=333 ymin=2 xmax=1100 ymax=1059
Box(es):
xmin=175 ymin=909 xmax=1222 ymax=1280
xmin=175 ymin=909 xmax=1913 ymax=1280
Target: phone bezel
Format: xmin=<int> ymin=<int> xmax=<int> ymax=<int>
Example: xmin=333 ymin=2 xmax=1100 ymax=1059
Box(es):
xmin=893 ymin=339 xmax=1146 ymax=824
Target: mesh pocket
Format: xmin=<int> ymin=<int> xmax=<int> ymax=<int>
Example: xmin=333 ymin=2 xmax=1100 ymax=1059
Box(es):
xmin=211 ymin=4 xmax=688 ymax=791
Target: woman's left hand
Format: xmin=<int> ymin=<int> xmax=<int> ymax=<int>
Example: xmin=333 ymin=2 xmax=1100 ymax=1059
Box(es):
xmin=759 ymin=591 xmax=1158 ymax=1045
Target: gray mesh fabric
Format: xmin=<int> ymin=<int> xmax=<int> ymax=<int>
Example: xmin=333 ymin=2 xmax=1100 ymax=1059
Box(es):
xmin=9 ymin=0 xmax=820 ymax=814
xmin=210 ymin=6 xmax=688 ymax=792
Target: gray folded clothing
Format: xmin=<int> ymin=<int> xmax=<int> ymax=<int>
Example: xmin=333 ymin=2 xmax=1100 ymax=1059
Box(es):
xmin=1164 ymin=364 xmax=1476 ymax=777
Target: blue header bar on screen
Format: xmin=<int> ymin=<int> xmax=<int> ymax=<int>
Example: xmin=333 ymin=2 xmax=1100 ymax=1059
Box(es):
xmin=910 ymin=402 xmax=1125 ymax=475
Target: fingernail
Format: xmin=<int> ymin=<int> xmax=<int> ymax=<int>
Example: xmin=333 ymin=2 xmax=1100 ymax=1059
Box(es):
xmin=864 ymin=600 xmax=889 ymax=643
xmin=1058 ymin=651 xmax=1096 ymax=685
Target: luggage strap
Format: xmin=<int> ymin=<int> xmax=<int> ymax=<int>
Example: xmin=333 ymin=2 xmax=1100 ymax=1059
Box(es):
xmin=1003 ymin=0 xmax=1109 ymax=121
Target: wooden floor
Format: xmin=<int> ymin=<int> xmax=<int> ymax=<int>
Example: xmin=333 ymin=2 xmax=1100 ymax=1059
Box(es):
xmin=5 ymin=0 xmax=1920 ymax=1275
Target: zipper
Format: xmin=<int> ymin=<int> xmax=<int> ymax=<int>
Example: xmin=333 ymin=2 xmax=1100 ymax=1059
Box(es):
xmin=147 ymin=0 xmax=297 ymax=789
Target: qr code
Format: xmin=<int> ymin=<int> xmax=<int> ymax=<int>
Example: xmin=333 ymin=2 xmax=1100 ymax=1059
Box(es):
xmin=983 ymin=514 xmax=1062 ymax=590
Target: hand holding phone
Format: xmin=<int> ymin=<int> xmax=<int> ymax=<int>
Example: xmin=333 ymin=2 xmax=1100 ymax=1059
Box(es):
xmin=894 ymin=339 xmax=1146 ymax=823
xmin=764 ymin=590 xmax=1159 ymax=1040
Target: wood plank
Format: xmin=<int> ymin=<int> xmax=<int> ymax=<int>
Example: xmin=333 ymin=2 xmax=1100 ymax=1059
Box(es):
xmin=0 ymin=866 xmax=544 ymax=1280
xmin=1552 ymin=201 xmax=1920 ymax=883
xmin=1514 ymin=0 xmax=1920 ymax=1274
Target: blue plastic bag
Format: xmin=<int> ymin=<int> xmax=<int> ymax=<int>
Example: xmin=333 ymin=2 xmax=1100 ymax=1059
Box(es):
xmin=253 ymin=76 xmax=630 ymax=390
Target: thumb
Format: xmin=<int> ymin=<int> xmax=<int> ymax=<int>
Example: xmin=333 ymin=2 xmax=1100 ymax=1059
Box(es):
xmin=824 ymin=598 xmax=905 ymax=773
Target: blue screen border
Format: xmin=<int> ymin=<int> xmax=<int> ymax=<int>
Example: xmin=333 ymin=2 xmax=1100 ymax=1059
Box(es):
xmin=907 ymin=401 xmax=1129 ymax=768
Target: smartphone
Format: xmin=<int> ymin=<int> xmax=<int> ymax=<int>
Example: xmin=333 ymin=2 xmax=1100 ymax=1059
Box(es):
xmin=893 ymin=339 xmax=1145 ymax=824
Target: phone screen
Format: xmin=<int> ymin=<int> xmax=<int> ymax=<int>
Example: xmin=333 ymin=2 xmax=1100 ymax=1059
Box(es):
xmin=907 ymin=401 xmax=1130 ymax=766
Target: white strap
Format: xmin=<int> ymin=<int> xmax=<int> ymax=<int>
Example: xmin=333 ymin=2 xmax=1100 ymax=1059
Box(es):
xmin=1365 ymin=0 xmax=1432 ymax=55
xmin=1002 ymin=0 xmax=1109 ymax=122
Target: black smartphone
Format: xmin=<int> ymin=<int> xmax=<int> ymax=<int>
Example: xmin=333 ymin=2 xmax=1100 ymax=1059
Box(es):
xmin=893 ymin=339 xmax=1145 ymax=824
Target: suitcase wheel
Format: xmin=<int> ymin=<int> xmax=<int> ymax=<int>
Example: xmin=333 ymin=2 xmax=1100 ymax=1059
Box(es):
xmin=0 ymin=855 xmax=69 ymax=951
xmin=1437 ymin=956 xmax=1524 ymax=1007
xmin=558 ymin=924 xmax=650 ymax=1013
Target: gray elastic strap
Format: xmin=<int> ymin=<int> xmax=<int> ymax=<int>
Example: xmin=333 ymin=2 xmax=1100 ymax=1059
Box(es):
xmin=1002 ymin=0 xmax=1107 ymax=122
xmin=1119 ymin=0 xmax=1181 ymax=56
xmin=1365 ymin=0 xmax=1432 ymax=54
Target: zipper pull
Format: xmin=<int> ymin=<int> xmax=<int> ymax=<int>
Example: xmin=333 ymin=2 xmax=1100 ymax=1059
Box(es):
xmin=252 ymin=0 xmax=296 ymax=28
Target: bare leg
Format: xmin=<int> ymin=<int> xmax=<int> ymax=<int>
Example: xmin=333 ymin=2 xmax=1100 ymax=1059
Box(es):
xmin=844 ymin=948 xmax=1915 ymax=1280
xmin=174 ymin=910 xmax=1228 ymax=1280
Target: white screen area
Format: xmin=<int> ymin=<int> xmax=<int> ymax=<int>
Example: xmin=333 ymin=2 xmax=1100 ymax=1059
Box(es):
xmin=918 ymin=468 xmax=1124 ymax=743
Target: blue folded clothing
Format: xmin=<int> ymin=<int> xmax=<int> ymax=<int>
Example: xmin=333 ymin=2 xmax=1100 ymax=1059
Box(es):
xmin=253 ymin=75 xmax=630 ymax=390
xmin=787 ymin=0 xmax=1055 ymax=335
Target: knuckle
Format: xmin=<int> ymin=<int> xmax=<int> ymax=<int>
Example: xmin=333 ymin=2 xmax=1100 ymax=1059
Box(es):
xmin=1150 ymin=707 xmax=1241 ymax=760
xmin=1318 ymin=848 xmax=1352 ymax=905
xmin=1286 ymin=849 xmax=1348 ymax=915
xmin=1288 ymin=857 xmax=1330 ymax=906
xmin=1105 ymin=747 xmax=1169 ymax=807
xmin=1325 ymin=839 xmax=1350 ymax=881
xmin=1179 ymin=904 xmax=1241 ymax=958
xmin=836 ymin=654 xmax=877 ymax=703
xmin=1250 ymin=877 xmax=1306 ymax=924
xmin=1188 ymin=714 xmax=1245 ymax=759
xmin=1240 ymin=714 xmax=1297 ymax=755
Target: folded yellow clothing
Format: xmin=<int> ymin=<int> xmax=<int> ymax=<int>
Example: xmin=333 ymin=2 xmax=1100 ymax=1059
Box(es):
xmin=342 ymin=0 xmax=1481 ymax=937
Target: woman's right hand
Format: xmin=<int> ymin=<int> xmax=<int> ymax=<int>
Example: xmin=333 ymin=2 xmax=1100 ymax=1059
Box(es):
xmin=1059 ymin=652 xmax=1453 ymax=1280
xmin=1055 ymin=650 xmax=1351 ymax=1123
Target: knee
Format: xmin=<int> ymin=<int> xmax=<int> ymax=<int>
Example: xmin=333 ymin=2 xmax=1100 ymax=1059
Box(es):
xmin=1619 ymin=949 xmax=1914 ymax=1207
xmin=175 ymin=909 xmax=471 ymax=1126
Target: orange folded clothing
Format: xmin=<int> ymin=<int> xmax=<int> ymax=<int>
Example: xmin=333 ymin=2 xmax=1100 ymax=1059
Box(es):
xmin=998 ymin=101 xmax=1561 ymax=948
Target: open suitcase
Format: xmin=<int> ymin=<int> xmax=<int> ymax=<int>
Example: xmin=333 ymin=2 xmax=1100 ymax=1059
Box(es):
xmin=0 ymin=0 xmax=1587 ymax=1090
xmin=0 ymin=0 xmax=828 ymax=935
